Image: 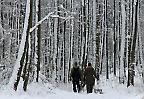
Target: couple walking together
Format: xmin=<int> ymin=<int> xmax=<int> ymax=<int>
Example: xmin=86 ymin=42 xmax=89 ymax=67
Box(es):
xmin=70 ymin=62 xmax=96 ymax=93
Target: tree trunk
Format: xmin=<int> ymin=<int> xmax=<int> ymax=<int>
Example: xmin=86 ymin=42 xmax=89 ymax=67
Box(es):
xmin=127 ymin=0 xmax=138 ymax=87
xmin=13 ymin=0 xmax=33 ymax=91
xmin=36 ymin=0 xmax=41 ymax=82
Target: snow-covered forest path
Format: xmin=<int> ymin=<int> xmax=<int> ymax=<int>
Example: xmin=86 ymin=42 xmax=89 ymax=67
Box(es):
xmin=0 ymin=79 xmax=143 ymax=99
xmin=0 ymin=88 xmax=141 ymax=99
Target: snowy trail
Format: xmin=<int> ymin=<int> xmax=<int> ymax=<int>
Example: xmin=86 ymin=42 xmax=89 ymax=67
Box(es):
xmin=0 ymin=85 xmax=141 ymax=99
xmin=0 ymin=78 xmax=143 ymax=99
xmin=53 ymin=89 xmax=139 ymax=99
xmin=0 ymin=88 xmax=140 ymax=99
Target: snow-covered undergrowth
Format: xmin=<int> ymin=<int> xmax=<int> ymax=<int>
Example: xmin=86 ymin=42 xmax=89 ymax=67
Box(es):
xmin=0 ymin=76 xmax=144 ymax=99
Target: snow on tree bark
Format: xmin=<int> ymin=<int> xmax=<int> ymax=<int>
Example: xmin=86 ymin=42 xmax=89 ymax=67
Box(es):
xmin=8 ymin=0 xmax=31 ymax=91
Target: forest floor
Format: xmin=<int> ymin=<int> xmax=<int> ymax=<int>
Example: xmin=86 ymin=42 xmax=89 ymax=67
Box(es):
xmin=0 ymin=76 xmax=144 ymax=99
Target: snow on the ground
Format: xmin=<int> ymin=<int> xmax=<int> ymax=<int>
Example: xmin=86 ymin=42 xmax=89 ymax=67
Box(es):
xmin=0 ymin=76 xmax=143 ymax=99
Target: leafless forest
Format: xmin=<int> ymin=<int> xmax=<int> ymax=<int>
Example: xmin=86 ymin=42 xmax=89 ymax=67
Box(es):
xmin=0 ymin=0 xmax=144 ymax=91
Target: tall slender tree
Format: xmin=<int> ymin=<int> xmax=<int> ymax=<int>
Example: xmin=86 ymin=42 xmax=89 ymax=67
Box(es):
xmin=36 ymin=0 xmax=41 ymax=82
xmin=127 ymin=0 xmax=138 ymax=87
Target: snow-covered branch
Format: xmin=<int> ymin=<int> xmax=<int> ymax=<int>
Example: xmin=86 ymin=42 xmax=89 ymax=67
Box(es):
xmin=30 ymin=12 xmax=54 ymax=33
xmin=30 ymin=12 xmax=74 ymax=33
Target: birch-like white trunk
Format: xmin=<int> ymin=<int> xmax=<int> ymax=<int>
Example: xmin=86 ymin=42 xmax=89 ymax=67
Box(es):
xmin=85 ymin=0 xmax=88 ymax=61
xmin=92 ymin=0 xmax=96 ymax=67
xmin=119 ymin=0 xmax=126 ymax=83
xmin=68 ymin=0 xmax=74 ymax=81
xmin=80 ymin=0 xmax=85 ymax=66
xmin=8 ymin=0 xmax=31 ymax=88
xmin=17 ymin=1 xmax=20 ymax=46
xmin=52 ymin=0 xmax=58 ymax=82
xmin=71 ymin=0 xmax=74 ymax=71
xmin=100 ymin=0 xmax=105 ymax=74
xmin=104 ymin=0 xmax=108 ymax=79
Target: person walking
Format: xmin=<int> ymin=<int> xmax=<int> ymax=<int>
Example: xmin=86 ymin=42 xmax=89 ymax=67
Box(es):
xmin=84 ymin=62 xmax=96 ymax=93
xmin=70 ymin=62 xmax=82 ymax=93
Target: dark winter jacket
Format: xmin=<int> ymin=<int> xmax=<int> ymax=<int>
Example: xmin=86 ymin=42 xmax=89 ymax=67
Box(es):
xmin=84 ymin=66 xmax=96 ymax=85
xmin=70 ymin=67 xmax=82 ymax=82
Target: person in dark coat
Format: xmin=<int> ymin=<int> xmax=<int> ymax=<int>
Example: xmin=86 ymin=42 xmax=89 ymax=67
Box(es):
xmin=84 ymin=62 xmax=96 ymax=93
xmin=70 ymin=62 xmax=82 ymax=93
